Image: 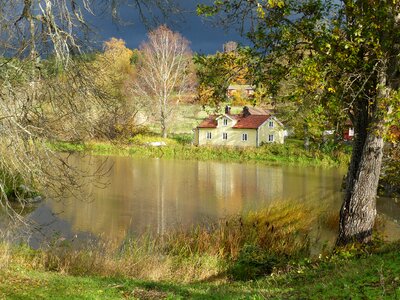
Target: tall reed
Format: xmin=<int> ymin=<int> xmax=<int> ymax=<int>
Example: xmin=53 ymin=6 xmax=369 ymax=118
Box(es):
xmin=1 ymin=201 xmax=326 ymax=282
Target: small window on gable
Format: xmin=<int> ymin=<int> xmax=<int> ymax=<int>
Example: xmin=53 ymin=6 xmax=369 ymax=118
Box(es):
xmin=223 ymin=118 xmax=228 ymax=126
xmin=207 ymin=132 xmax=212 ymax=140
xmin=222 ymin=132 xmax=228 ymax=140
xmin=242 ymin=133 xmax=248 ymax=141
xmin=269 ymin=121 xmax=274 ymax=128
xmin=268 ymin=134 xmax=274 ymax=142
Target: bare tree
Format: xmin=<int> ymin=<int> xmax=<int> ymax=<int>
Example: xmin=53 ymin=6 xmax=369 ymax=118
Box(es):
xmin=0 ymin=1 xmax=181 ymax=218
xmin=133 ymin=25 xmax=192 ymax=138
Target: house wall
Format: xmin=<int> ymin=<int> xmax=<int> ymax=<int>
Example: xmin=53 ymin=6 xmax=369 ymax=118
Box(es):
xmin=197 ymin=128 xmax=257 ymax=147
xmin=217 ymin=116 xmax=236 ymax=128
xmin=258 ymin=118 xmax=285 ymax=145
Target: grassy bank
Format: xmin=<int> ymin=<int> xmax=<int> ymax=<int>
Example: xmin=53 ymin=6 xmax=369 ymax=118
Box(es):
xmin=1 ymin=241 xmax=399 ymax=299
xmin=51 ymin=136 xmax=350 ymax=168
xmin=2 ymin=202 xmax=320 ymax=282
xmin=0 ymin=201 xmax=397 ymax=299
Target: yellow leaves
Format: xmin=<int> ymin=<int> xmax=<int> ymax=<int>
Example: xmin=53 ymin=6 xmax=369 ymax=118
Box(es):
xmin=196 ymin=83 xmax=215 ymax=105
xmin=102 ymin=38 xmax=134 ymax=73
xmin=257 ymin=3 xmax=265 ymax=18
xmin=92 ymin=37 xmax=135 ymax=99
xmin=328 ymin=87 xmax=336 ymax=93
xmin=256 ymin=0 xmax=285 ymax=17
xmin=324 ymin=42 xmax=331 ymax=55
xmin=267 ymin=0 xmax=285 ymax=8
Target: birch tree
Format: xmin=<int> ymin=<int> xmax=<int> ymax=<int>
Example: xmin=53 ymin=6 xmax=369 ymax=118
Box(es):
xmin=134 ymin=25 xmax=192 ymax=138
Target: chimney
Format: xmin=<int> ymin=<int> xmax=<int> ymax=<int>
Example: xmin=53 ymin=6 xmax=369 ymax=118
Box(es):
xmin=225 ymin=105 xmax=231 ymax=115
xmin=243 ymin=106 xmax=250 ymax=117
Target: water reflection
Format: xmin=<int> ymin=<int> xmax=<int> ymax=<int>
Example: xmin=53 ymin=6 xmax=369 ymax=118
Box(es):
xmin=5 ymin=156 xmax=399 ymax=245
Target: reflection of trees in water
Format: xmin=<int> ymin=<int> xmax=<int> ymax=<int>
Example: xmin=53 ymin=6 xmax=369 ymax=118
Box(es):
xmin=45 ymin=157 xmax=348 ymax=243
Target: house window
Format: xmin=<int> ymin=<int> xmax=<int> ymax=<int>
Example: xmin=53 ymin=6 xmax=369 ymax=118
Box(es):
xmin=223 ymin=119 xmax=228 ymax=126
xmin=222 ymin=132 xmax=228 ymax=140
xmin=242 ymin=133 xmax=248 ymax=141
xmin=269 ymin=121 xmax=274 ymax=128
xmin=268 ymin=134 xmax=274 ymax=142
xmin=206 ymin=132 xmax=212 ymax=140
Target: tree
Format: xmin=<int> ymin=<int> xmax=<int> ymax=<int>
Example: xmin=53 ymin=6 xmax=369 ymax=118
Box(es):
xmin=0 ymin=1 xmax=181 ymax=216
xmin=133 ymin=25 xmax=193 ymax=138
xmin=91 ymin=38 xmax=144 ymax=139
xmin=198 ymin=0 xmax=400 ymax=245
xmin=194 ymin=47 xmax=254 ymax=108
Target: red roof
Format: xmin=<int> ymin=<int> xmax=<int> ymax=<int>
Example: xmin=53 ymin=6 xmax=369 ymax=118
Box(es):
xmin=232 ymin=114 xmax=270 ymax=129
xmin=197 ymin=115 xmax=217 ymax=128
xmin=197 ymin=109 xmax=272 ymax=129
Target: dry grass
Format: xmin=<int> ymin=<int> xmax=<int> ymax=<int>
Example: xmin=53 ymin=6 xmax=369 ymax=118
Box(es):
xmin=0 ymin=201 xmax=324 ymax=282
xmin=161 ymin=201 xmax=316 ymax=260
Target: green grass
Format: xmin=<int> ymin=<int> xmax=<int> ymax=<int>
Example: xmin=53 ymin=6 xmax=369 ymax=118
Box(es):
xmin=1 ymin=242 xmax=399 ymax=299
xmin=50 ymin=137 xmax=350 ymax=168
xmin=0 ymin=201 xmax=398 ymax=299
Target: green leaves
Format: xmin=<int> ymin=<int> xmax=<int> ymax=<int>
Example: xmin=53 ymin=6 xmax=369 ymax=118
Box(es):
xmin=194 ymin=47 xmax=253 ymax=107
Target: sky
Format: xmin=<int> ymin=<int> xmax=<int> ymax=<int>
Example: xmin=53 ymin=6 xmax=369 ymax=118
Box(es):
xmin=87 ymin=1 xmax=247 ymax=54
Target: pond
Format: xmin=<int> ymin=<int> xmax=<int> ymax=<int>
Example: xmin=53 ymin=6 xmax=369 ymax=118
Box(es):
xmin=6 ymin=156 xmax=400 ymax=247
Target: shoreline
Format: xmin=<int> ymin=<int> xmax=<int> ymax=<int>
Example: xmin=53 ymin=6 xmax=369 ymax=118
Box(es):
xmin=49 ymin=138 xmax=351 ymax=168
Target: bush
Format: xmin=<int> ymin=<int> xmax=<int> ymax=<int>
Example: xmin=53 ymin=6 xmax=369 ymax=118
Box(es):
xmin=170 ymin=133 xmax=193 ymax=145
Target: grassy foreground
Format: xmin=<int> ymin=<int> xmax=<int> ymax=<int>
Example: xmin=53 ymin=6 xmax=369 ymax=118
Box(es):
xmin=0 ymin=202 xmax=398 ymax=299
xmin=50 ymin=136 xmax=350 ymax=168
xmin=1 ymin=242 xmax=399 ymax=299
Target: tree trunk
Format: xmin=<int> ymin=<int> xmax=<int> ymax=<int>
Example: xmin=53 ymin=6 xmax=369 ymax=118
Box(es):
xmin=337 ymin=123 xmax=384 ymax=245
xmin=161 ymin=119 xmax=168 ymax=138
xmin=337 ymin=66 xmax=389 ymax=245
xmin=162 ymin=128 xmax=168 ymax=138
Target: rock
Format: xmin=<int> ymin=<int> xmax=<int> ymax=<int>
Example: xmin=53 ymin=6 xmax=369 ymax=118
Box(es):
xmin=147 ymin=141 xmax=167 ymax=147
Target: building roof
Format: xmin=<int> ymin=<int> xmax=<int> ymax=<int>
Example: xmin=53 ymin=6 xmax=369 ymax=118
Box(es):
xmin=197 ymin=115 xmax=218 ymax=128
xmin=197 ymin=106 xmax=278 ymax=130
xmin=232 ymin=115 xmax=271 ymax=129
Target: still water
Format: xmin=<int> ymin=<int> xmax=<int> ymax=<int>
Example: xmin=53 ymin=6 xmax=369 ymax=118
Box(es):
xmin=19 ymin=156 xmax=400 ymax=246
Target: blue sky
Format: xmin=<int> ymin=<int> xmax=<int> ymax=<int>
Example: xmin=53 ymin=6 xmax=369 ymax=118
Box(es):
xmin=88 ymin=1 xmax=246 ymax=54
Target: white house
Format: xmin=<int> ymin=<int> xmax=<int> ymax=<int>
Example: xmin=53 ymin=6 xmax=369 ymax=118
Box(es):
xmin=194 ymin=106 xmax=285 ymax=147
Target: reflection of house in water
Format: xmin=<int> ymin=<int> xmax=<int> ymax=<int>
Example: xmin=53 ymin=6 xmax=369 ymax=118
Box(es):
xmin=196 ymin=161 xmax=284 ymax=214
xmin=46 ymin=157 xmax=347 ymax=245
xmin=255 ymin=166 xmax=284 ymax=202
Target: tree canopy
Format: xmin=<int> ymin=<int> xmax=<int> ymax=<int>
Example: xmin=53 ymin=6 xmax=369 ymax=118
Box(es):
xmin=132 ymin=25 xmax=193 ymax=138
xmin=198 ymin=0 xmax=400 ymax=245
